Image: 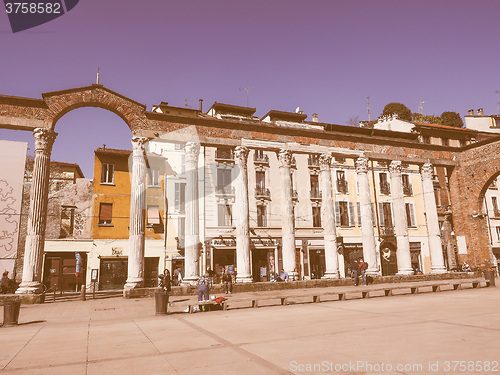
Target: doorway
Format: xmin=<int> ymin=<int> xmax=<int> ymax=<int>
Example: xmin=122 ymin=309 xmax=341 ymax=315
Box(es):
xmin=309 ymin=249 xmax=325 ymax=279
xmin=43 ymin=252 xmax=87 ymax=292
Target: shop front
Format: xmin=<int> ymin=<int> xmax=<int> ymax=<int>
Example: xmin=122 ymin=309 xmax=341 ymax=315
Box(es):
xmin=43 ymin=251 xmax=87 ymax=292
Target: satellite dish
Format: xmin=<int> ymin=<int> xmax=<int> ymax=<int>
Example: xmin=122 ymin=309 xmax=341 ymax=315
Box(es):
xmin=295 ymin=106 xmax=300 ymax=113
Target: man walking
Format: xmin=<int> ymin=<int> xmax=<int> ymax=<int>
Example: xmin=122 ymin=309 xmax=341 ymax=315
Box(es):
xmin=351 ymin=259 xmax=359 ymax=286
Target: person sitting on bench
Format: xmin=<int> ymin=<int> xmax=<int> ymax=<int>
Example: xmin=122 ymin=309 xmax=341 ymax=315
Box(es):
xmin=276 ymin=269 xmax=289 ymax=282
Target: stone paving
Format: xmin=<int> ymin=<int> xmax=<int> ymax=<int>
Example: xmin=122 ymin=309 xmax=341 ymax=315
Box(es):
xmin=0 ymin=280 xmax=499 ymax=374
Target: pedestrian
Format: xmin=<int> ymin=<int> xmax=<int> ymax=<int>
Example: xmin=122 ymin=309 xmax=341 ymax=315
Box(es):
xmin=174 ymin=266 xmax=182 ymax=286
xmin=276 ymin=269 xmax=289 ymax=282
xmin=197 ymin=271 xmax=212 ymax=303
xmin=358 ymin=258 xmax=368 ymax=286
xmin=351 ymin=258 xmax=359 ymax=286
xmin=160 ymin=269 xmax=171 ymax=292
xmin=1 ymin=270 xmax=10 ymax=294
xmin=222 ymin=267 xmax=233 ymax=294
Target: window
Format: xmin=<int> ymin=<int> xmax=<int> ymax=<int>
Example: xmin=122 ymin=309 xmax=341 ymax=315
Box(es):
xmin=379 ymin=173 xmax=390 ymax=195
xmin=336 ymin=170 xmax=348 ymax=194
xmin=422 ymin=136 xmax=430 ymax=144
xmin=257 ymin=204 xmax=267 ymax=227
xmin=312 ymin=206 xmax=322 ymax=227
xmin=99 ymin=203 xmax=113 ymax=225
xmin=147 ymin=205 xmax=161 ymax=226
xmin=175 ymin=143 xmax=185 ymax=150
xmin=175 ymin=183 xmax=186 ymax=213
xmin=309 ymin=154 xmax=320 ymax=167
xmin=402 ymin=174 xmax=413 ymax=196
xmin=177 ymin=217 xmax=185 ymax=248
xmin=60 ymin=206 xmax=75 ymax=238
xmin=310 ymin=174 xmax=320 ymax=198
xmin=256 ymin=171 xmax=266 ymax=192
xmin=459 ymin=139 xmax=466 ymax=148
xmin=218 ymin=204 xmax=232 ymax=226
xmin=496 ymin=227 xmax=500 ymax=242
xmin=335 ymin=201 xmax=354 ymax=227
xmin=148 ymin=168 xmax=160 ymax=187
xmin=217 ymin=169 xmax=232 ymax=193
xmin=379 ymin=202 xmax=393 ymax=228
xmin=100 ymin=163 xmax=114 ymax=184
xmin=492 ymin=196 xmax=500 ymax=217
xmin=405 ymin=202 xmax=416 ymax=227
xmin=442 ymin=138 xmax=449 ymax=147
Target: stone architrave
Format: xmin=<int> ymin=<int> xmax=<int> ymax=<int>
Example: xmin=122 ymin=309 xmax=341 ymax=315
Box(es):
xmin=124 ymin=137 xmax=148 ymax=289
xmin=183 ymin=141 xmax=200 ymax=284
xmin=234 ymin=146 xmax=252 ymax=282
xmin=421 ymin=163 xmax=447 ymax=273
xmin=355 ymin=156 xmax=378 ymax=275
xmin=17 ymin=128 xmax=57 ymax=294
xmin=278 ymin=149 xmax=297 ymax=279
xmin=389 ymin=161 xmax=413 ymax=275
xmin=319 ymin=153 xmax=339 ymax=278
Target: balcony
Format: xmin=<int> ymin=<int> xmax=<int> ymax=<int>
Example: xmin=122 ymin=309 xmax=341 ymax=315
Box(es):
xmin=308 ymin=156 xmax=320 ymax=169
xmin=215 ymin=148 xmax=234 ymax=163
xmin=403 ymin=184 xmax=413 ymax=196
xmin=255 ymin=186 xmax=271 ymax=199
xmin=215 ymin=185 xmax=235 ymax=195
xmin=253 ymin=153 xmax=269 ymax=166
xmin=337 ymin=180 xmax=349 ymax=194
xmin=380 ymin=182 xmax=391 ymax=195
xmin=310 ymin=189 xmax=322 ymax=201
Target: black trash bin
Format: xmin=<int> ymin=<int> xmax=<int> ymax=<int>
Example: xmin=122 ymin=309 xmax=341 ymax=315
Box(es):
xmin=3 ymin=300 xmax=21 ymax=326
xmin=155 ymin=291 xmax=169 ymax=315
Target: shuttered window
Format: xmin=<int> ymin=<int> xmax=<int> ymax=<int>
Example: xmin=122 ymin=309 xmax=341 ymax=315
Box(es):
xmin=99 ymin=203 xmax=113 ymax=225
xmin=147 ymin=205 xmax=161 ymax=225
xmin=101 ymin=163 xmax=114 ymax=184
xmin=335 ymin=201 xmax=352 ymax=227
xmin=405 ymin=202 xmax=416 ymax=228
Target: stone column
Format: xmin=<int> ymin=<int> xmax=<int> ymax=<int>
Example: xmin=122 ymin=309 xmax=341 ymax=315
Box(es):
xmin=17 ymin=128 xmax=56 ymax=294
xmin=183 ymin=141 xmax=200 ymax=284
xmin=319 ymin=153 xmax=339 ymax=278
xmin=124 ymin=137 xmax=148 ymax=289
xmin=389 ymin=161 xmax=413 ymax=275
xmin=355 ymin=156 xmax=378 ymax=275
xmin=443 ymin=214 xmax=457 ymax=270
xmin=421 ymin=163 xmax=447 ymax=273
xmin=234 ymin=146 xmax=252 ymax=282
xmin=278 ymin=149 xmax=297 ymax=279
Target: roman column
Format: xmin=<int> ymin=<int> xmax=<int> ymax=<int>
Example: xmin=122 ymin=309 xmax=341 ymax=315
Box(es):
xmin=389 ymin=161 xmax=413 ymax=275
xmin=355 ymin=155 xmax=378 ymax=275
xmin=319 ymin=153 xmax=339 ymax=278
xmin=124 ymin=136 xmax=148 ymax=289
xmin=17 ymin=128 xmax=57 ymax=294
xmin=183 ymin=141 xmax=200 ymax=284
xmin=421 ymin=163 xmax=447 ymax=273
xmin=278 ymin=149 xmax=297 ymax=279
xmin=235 ymin=146 xmax=252 ymax=282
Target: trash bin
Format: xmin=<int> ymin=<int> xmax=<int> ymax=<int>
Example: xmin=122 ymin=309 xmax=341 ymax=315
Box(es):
xmin=3 ymin=300 xmax=21 ymax=326
xmin=484 ymin=270 xmax=496 ymax=287
xmin=155 ymin=291 xmax=169 ymax=315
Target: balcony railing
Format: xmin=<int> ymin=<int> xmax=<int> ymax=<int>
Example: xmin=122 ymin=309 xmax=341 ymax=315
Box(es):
xmin=380 ymin=182 xmax=391 ymax=195
xmin=381 ymin=226 xmax=395 ymax=236
xmin=253 ymin=153 xmax=269 ymax=165
xmin=403 ymin=184 xmax=413 ymax=196
xmin=255 ymin=187 xmax=271 ymax=198
xmin=215 ymin=185 xmax=235 ymax=195
xmin=310 ymin=189 xmax=322 ymax=200
xmin=215 ymin=148 xmax=234 ymax=162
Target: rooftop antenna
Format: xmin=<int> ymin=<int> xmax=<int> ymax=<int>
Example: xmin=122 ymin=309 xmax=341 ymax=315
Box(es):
xmin=239 ymin=87 xmax=254 ymax=107
xmin=418 ymin=100 xmax=425 ymax=114
xmin=366 ymin=96 xmax=373 ymax=122
xmin=184 ymin=98 xmax=194 ymax=108
xmin=96 ymin=67 xmax=101 ymax=84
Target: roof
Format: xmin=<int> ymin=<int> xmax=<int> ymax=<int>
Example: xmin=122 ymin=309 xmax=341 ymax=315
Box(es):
xmin=413 ymin=122 xmax=477 ymax=133
xmin=261 ymin=110 xmax=307 ymax=122
xmin=94 ymin=147 xmax=132 ymax=156
xmin=209 ymin=102 xmax=256 ymax=116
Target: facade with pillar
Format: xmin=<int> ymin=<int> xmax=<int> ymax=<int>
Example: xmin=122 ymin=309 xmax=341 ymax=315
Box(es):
xmin=3 ymin=84 xmax=500 ymax=297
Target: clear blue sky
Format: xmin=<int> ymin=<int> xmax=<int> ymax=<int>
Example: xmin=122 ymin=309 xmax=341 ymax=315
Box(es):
xmin=1 ymin=0 xmax=500 ymax=177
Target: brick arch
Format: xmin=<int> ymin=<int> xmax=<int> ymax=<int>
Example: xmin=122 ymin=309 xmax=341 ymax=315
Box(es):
xmin=449 ymin=137 xmax=500 ymax=270
xmin=42 ymin=84 xmax=148 ymax=134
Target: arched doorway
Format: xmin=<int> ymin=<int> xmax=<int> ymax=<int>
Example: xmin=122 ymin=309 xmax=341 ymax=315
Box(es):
xmin=380 ymin=240 xmax=397 ymax=276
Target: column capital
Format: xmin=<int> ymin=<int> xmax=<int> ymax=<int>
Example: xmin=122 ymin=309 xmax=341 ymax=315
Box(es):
xmin=355 ymin=156 xmax=369 ymax=174
xmin=234 ymin=146 xmax=249 ymax=165
xmin=278 ymin=149 xmax=293 ymax=168
xmin=131 ymin=136 xmax=148 ymax=152
xmin=389 ymin=160 xmax=402 ymax=175
xmin=33 ymin=128 xmax=57 ymax=152
xmin=319 ymin=153 xmax=332 ymax=171
xmin=185 ymin=141 xmax=200 ymax=163
xmin=421 ymin=162 xmax=434 ymax=180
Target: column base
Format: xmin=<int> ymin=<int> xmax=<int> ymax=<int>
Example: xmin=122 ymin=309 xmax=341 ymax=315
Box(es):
xmin=396 ymin=269 xmax=414 ymax=276
xmin=286 ymin=271 xmax=298 ymax=281
xmin=366 ymin=268 xmax=380 ymax=276
xmin=124 ymin=278 xmax=144 ymax=290
xmin=182 ymin=276 xmax=199 ymax=286
xmin=16 ymin=281 xmax=43 ymax=294
xmin=322 ymin=272 xmax=339 ymax=279
xmin=236 ymin=275 xmax=253 ymax=283
xmin=430 ymin=267 xmax=447 ymax=274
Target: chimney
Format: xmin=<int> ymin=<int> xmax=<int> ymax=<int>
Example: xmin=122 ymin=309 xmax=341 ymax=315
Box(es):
xmin=478 ymin=108 xmax=484 ymax=116
xmin=468 ymin=109 xmax=474 ymax=116
xmin=199 ymin=99 xmax=203 ymax=112
xmin=312 ymin=113 xmax=319 ymax=122
xmin=299 ymin=110 xmax=304 ymax=115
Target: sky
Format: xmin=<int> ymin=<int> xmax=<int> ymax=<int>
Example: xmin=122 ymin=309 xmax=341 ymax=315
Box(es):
xmin=1 ymin=0 xmax=500 ymax=177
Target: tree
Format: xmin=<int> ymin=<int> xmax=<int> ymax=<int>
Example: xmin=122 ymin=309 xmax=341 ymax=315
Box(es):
xmin=347 ymin=116 xmax=360 ymax=127
xmin=412 ymin=113 xmax=442 ymax=125
xmin=440 ymin=111 xmax=463 ymax=128
xmin=382 ymin=103 xmax=412 ymax=122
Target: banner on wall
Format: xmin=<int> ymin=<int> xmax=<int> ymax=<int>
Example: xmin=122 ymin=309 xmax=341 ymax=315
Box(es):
xmin=0 ymin=140 xmax=27 ymax=277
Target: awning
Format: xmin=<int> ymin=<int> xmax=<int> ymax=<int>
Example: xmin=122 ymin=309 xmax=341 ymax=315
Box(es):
xmin=147 ymin=206 xmax=161 ymax=225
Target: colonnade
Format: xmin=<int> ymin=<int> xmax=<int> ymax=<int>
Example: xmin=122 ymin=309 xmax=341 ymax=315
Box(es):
xmin=17 ymin=131 xmax=447 ymax=294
